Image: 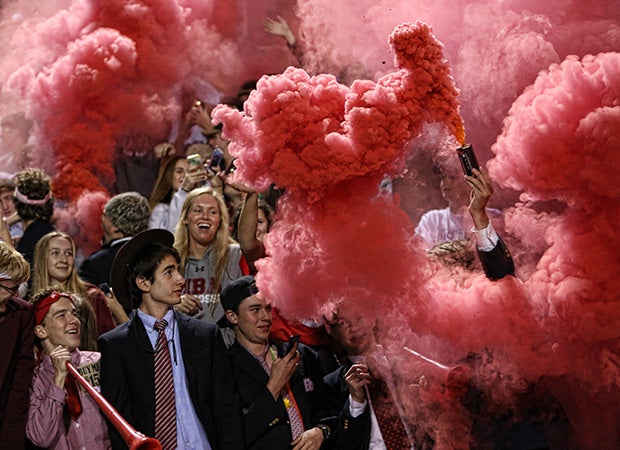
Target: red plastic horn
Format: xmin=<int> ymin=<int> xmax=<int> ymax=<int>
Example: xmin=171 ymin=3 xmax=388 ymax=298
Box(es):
xmin=66 ymin=362 xmax=162 ymax=450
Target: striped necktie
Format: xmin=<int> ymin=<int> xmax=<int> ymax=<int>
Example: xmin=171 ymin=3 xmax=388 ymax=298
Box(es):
xmin=154 ymin=319 xmax=177 ymax=450
xmin=367 ymin=376 xmax=411 ymax=449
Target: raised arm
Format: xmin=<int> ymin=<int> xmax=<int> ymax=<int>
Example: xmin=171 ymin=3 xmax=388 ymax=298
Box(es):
xmin=465 ymin=168 xmax=514 ymax=279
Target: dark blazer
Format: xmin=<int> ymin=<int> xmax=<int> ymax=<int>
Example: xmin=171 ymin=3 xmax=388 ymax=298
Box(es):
xmin=0 ymin=297 xmax=34 ymax=450
xmin=323 ymin=363 xmax=371 ymax=450
xmin=227 ymin=340 xmax=336 ymax=450
xmin=478 ymin=236 xmax=515 ymax=280
xmin=98 ymin=311 xmax=243 ymax=450
xmin=16 ymin=219 xmax=55 ymax=264
xmin=78 ymin=238 xmax=128 ymax=288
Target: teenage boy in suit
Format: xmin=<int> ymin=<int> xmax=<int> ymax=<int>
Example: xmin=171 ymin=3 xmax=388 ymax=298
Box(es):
xmin=98 ymin=229 xmax=242 ymax=450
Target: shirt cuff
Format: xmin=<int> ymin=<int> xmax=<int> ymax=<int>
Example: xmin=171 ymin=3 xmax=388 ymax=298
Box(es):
xmin=471 ymin=221 xmax=499 ymax=252
xmin=348 ymin=395 xmax=367 ymax=418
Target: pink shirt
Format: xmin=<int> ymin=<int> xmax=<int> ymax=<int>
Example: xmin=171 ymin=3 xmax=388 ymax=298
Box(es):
xmin=26 ymin=350 xmax=111 ymax=450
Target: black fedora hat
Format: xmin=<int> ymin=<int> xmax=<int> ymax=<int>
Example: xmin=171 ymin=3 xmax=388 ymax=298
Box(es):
xmin=110 ymin=229 xmax=175 ymax=311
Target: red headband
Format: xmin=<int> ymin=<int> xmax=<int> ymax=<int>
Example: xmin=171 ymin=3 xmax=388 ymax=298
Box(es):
xmin=34 ymin=292 xmax=74 ymax=325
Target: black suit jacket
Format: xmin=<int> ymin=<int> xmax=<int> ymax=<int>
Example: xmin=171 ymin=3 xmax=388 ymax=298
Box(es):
xmin=323 ymin=363 xmax=371 ymax=450
xmin=478 ymin=236 xmax=515 ymax=280
xmin=0 ymin=298 xmax=34 ymax=450
xmin=228 ymin=340 xmax=336 ymax=450
xmin=78 ymin=238 xmax=128 ymax=288
xmin=98 ymin=311 xmax=243 ymax=450
xmin=16 ymin=220 xmax=55 ymax=264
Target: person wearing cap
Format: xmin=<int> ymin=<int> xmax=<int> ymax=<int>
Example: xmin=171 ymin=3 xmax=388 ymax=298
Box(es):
xmin=0 ymin=242 xmax=34 ymax=450
xmin=13 ymin=168 xmax=56 ymax=264
xmin=78 ymin=191 xmax=150 ymax=290
xmin=98 ymin=229 xmax=243 ymax=450
xmin=26 ymin=289 xmax=111 ymax=450
xmin=222 ymin=275 xmax=362 ymax=450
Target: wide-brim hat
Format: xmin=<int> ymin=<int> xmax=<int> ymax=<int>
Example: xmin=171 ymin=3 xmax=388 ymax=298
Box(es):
xmin=110 ymin=229 xmax=174 ymax=311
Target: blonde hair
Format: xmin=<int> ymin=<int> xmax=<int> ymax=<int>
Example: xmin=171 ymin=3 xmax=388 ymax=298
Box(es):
xmin=32 ymin=231 xmax=89 ymax=298
xmin=0 ymin=241 xmax=30 ymax=284
xmin=174 ymin=187 xmax=234 ymax=291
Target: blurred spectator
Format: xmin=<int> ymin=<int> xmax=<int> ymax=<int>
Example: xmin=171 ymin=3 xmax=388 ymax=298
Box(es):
xmin=0 ymin=177 xmax=23 ymax=245
xmin=0 ymin=241 xmax=34 ymax=450
xmin=27 ymin=290 xmax=110 ymax=449
xmin=78 ymin=192 xmax=150 ymax=291
xmin=323 ymin=306 xmax=417 ymax=449
xmin=13 ymin=168 xmax=55 ymax=264
xmin=264 ymin=15 xmax=303 ymax=66
xmin=415 ymin=163 xmax=503 ymax=251
xmin=0 ymin=112 xmax=33 ymax=170
xmin=149 ymin=155 xmax=188 ymax=232
xmin=421 ymin=167 xmax=514 ymax=280
xmin=113 ymin=133 xmax=161 ymax=198
xmin=264 ymin=16 xmax=369 ymax=85
xmin=236 ymin=189 xmax=273 ymax=270
xmin=171 ymin=98 xmax=218 ymax=155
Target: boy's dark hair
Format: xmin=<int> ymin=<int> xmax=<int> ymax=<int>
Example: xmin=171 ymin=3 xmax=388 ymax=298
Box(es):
xmin=127 ymin=243 xmax=180 ymax=309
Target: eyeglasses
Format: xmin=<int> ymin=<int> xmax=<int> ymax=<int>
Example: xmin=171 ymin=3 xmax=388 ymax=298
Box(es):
xmin=0 ymin=282 xmax=19 ymax=296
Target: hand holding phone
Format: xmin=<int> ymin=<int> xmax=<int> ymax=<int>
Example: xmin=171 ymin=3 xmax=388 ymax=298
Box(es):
xmin=286 ymin=334 xmax=301 ymax=356
xmin=456 ymin=144 xmax=479 ymax=177
xmin=186 ymin=153 xmax=203 ymax=171
xmin=208 ymin=147 xmax=225 ymax=171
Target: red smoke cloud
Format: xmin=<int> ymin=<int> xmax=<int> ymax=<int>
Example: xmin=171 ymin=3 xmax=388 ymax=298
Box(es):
xmin=212 ymin=22 xmax=463 ymax=319
xmin=0 ymin=0 xmax=618 ymax=446
xmin=213 ymin=19 xmax=620 ymax=447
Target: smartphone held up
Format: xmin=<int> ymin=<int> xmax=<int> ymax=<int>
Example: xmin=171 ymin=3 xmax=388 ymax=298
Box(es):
xmin=286 ymin=334 xmax=301 ymax=356
xmin=208 ymin=147 xmax=225 ymax=171
xmin=186 ymin=153 xmax=203 ymax=171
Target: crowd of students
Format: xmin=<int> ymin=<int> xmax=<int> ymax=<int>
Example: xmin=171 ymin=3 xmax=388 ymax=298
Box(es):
xmin=0 ymin=132 xmax=537 ymax=450
xmin=0 ymin=15 xmax=572 ymax=450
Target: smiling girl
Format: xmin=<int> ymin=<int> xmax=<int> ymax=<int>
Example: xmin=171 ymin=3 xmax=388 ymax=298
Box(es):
xmin=32 ymin=232 xmax=128 ymax=349
xmin=173 ymin=187 xmax=248 ymax=343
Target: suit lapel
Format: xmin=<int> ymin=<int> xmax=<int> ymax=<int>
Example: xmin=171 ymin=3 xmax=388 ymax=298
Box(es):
xmin=176 ymin=311 xmax=194 ymax=357
xmin=230 ymin=342 xmax=271 ymax=384
xmin=127 ymin=314 xmax=155 ymax=381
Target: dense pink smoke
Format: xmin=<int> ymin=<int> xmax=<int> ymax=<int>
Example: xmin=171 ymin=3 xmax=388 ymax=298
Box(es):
xmin=214 ymin=17 xmax=619 ymax=450
xmin=0 ymin=0 xmax=294 ymax=251
xmin=213 ymin=21 xmax=463 ymax=316
xmin=1 ymin=0 xmax=618 ymax=447
xmin=487 ymin=52 xmax=620 ymax=446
